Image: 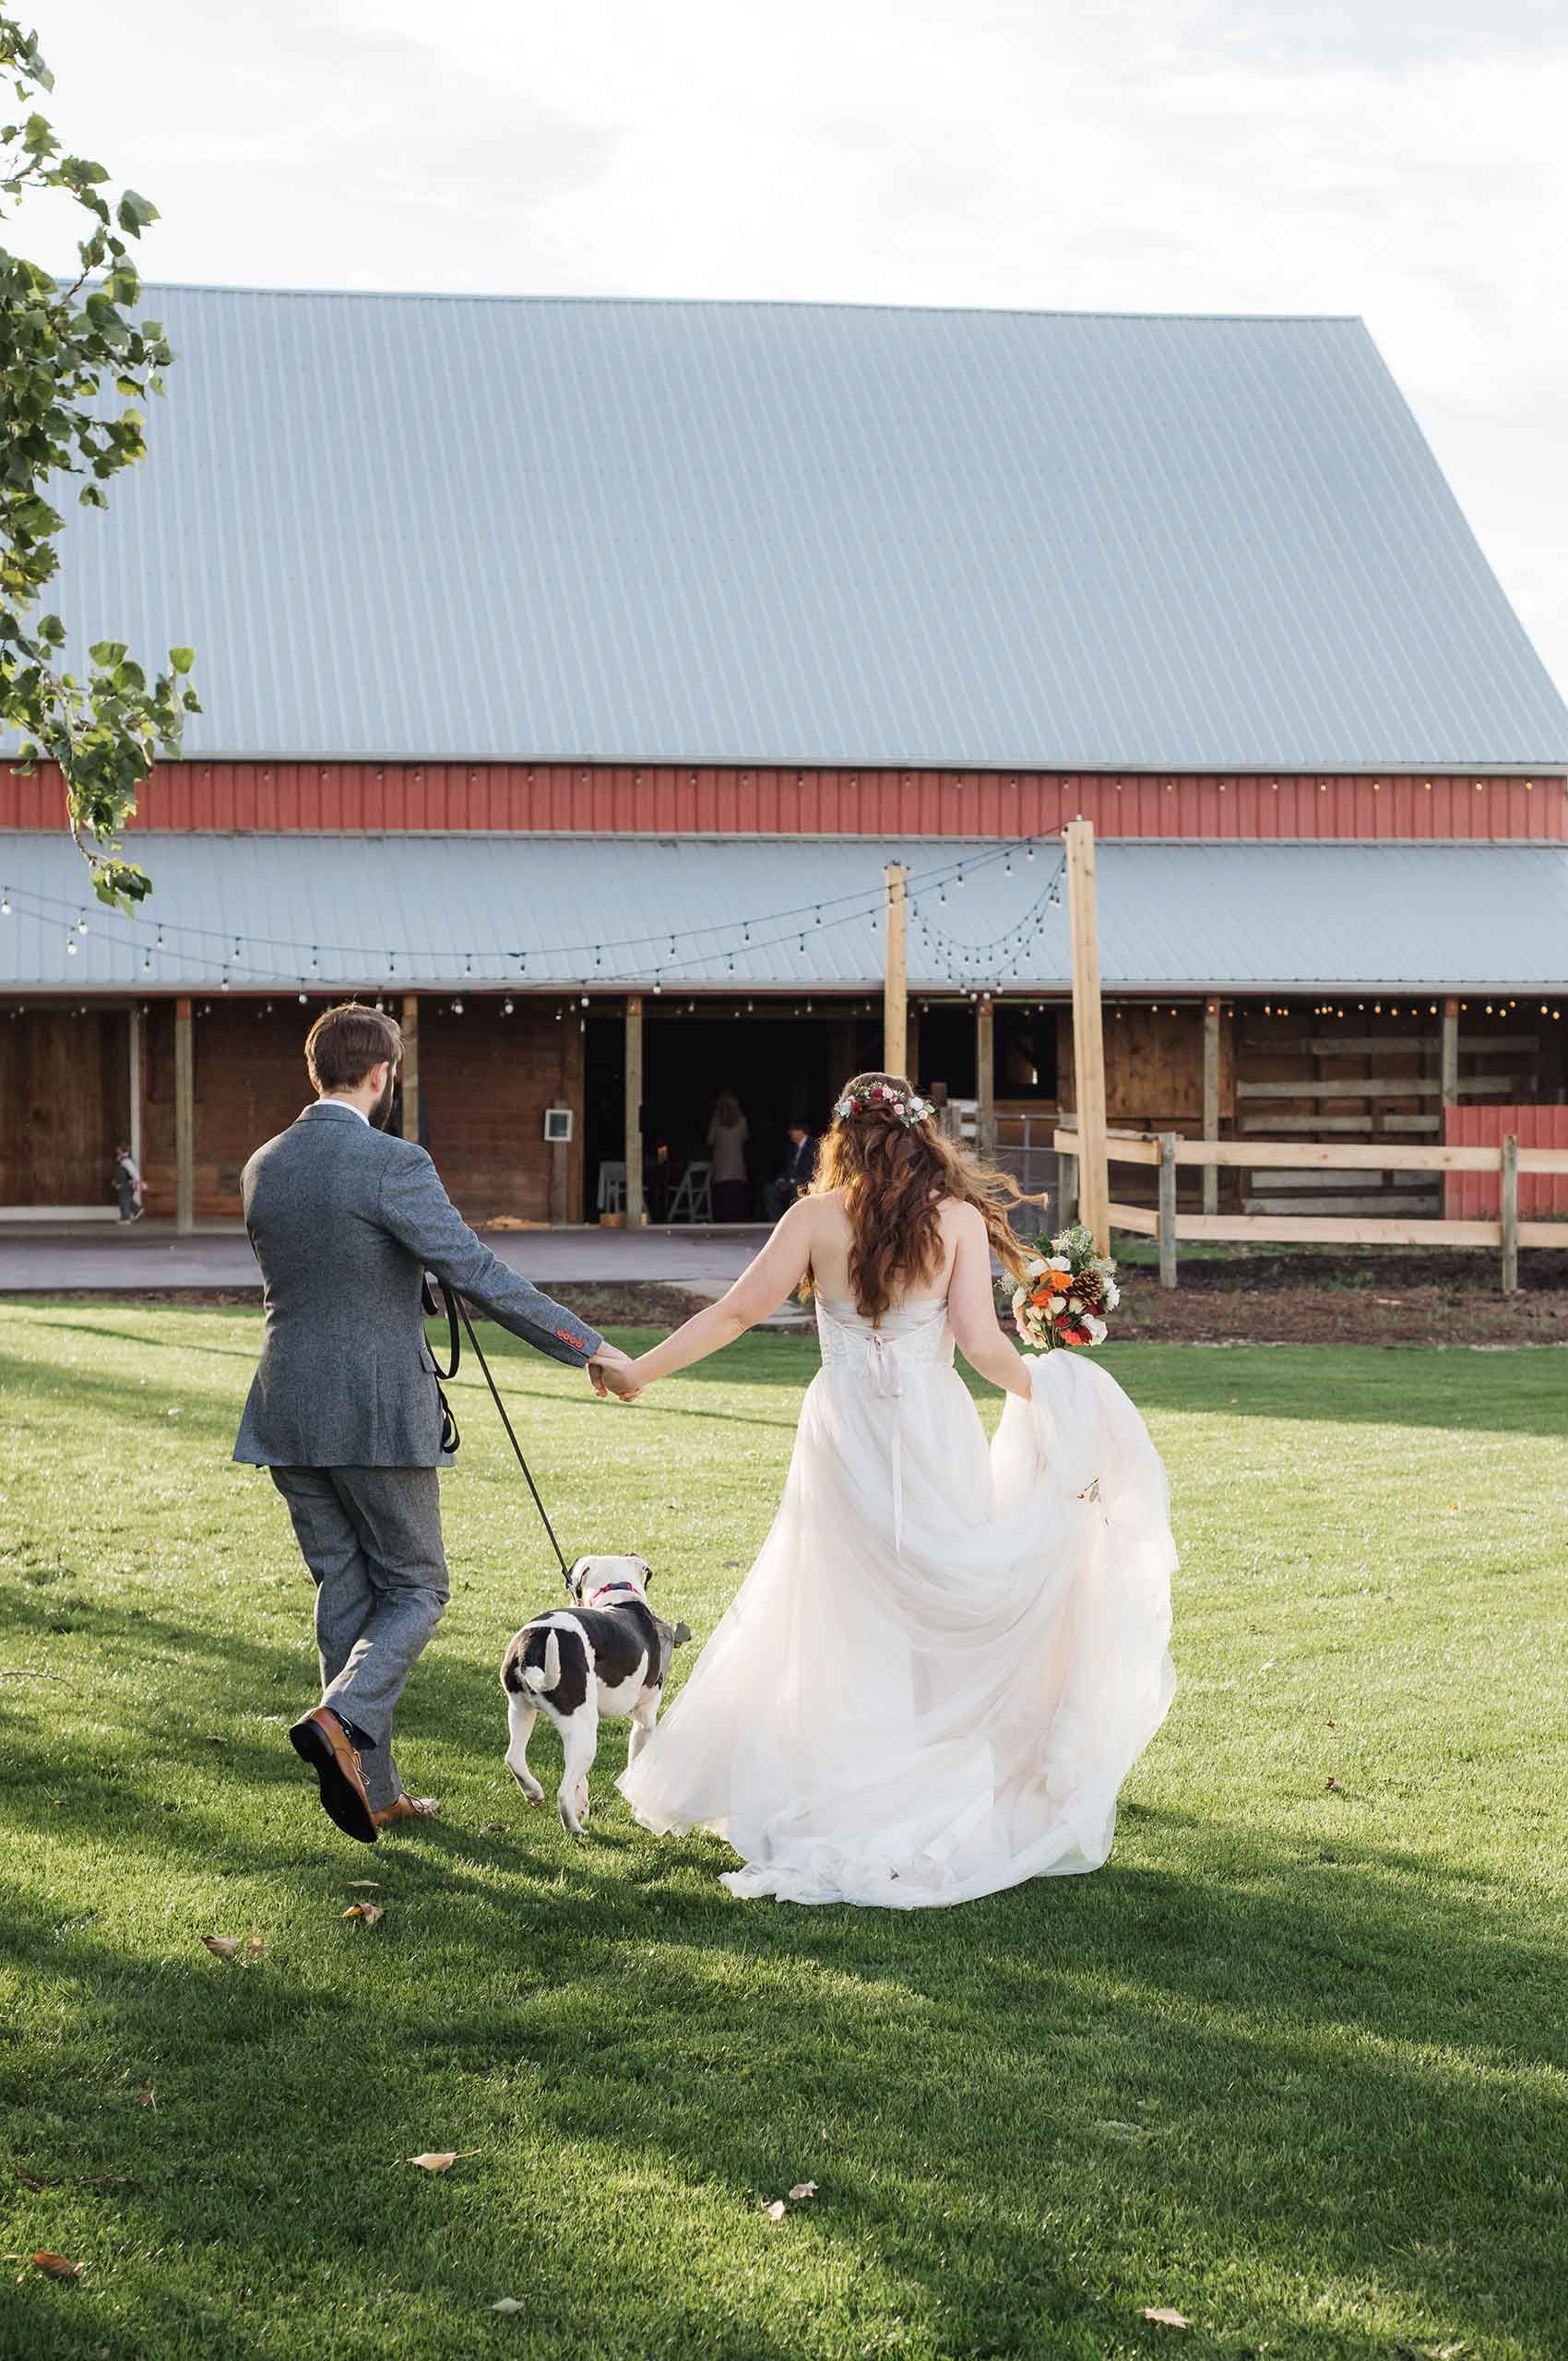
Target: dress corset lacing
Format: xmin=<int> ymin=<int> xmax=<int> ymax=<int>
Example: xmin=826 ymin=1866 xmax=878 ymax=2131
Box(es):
xmin=815 ymin=1298 xmax=953 ymax=1555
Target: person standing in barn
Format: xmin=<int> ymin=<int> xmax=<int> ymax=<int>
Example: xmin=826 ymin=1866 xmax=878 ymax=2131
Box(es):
xmin=233 ymin=1002 xmax=633 ymax=1844
xmin=707 ymin=1089 xmax=753 ymax=1222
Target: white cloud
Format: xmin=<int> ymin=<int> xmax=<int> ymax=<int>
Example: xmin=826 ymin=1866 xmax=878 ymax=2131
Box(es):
xmin=23 ymin=0 xmax=1568 ymax=694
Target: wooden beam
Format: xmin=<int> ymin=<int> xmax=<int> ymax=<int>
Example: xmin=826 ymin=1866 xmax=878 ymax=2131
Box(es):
xmin=1500 ymin=1132 xmax=1519 ymax=1293
xmin=1237 ymin=1076 xmax=1524 ymax=1100
xmin=883 ymin=862 xmax=908 ymax=1078
xmin=1055 ymin=1147 xmax=1078 ymax=1227
xmin=128 ymin=1003 xmax=145 ymax=1172
xmin=1158 ymin=1133 xmax=1179 ymax=1289
xmin=975 ymin=994 xmax=995 ymax=1157
xmin=1441 ymin=998 xmax=1458 ymax=1111
xmin=1170 ymin=1212 xmax=1503 ymax=1246
xmin=400 ymin=994 xmax=421 ymax=1142
xmin=1107 ymin=1200 xmax=1158 ymax=1236
xmin=1238 ymin=1112 xmax=1440 ymax=1133
xmin=1177 ymin=1140 xmax=1515 ymax=1173
xmin=1201 ymin=1001 xmax=1220 ymax=1215
xmin=174 ymin=997 xmax=194 ymax=1235
xmin=1301 ymin=1032 xmax=1538 ymax=1057
xmin=1064 ymin=819 xmax=1109 ymax=1251
xmin=624 ymin=993 xmax=644 ymax=1227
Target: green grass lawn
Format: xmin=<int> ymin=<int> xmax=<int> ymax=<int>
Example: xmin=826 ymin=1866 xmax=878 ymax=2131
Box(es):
xmin=1 ymin=1305 xmax=1564 ymax=2361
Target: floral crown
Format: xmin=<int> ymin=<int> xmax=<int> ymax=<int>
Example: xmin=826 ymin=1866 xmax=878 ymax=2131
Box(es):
xmin=832 ymin=1081 xmax=935 ymax=1128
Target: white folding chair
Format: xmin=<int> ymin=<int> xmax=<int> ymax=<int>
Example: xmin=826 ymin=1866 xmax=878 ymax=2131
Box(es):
xmin=597 ymin=1160 xmax=626 ymax=1216
xmin=667 ymin=1159 xmax=713 ymax=1222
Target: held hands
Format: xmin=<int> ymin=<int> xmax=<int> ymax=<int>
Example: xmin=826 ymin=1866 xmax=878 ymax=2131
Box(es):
xmin=587 ymin=1343 xmax=644 ymax=1403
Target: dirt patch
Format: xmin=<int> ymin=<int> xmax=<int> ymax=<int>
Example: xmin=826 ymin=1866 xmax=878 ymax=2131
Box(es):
xmin=1109 ymin=1250 xmax=1568 ymax=1347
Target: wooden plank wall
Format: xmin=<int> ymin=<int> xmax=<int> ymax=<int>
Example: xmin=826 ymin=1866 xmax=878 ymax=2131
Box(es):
xmin=1444 ymin=1105 xmax=1568 ymax=1219
xmin=0 ymin=1007 xmax=129 ymax=1205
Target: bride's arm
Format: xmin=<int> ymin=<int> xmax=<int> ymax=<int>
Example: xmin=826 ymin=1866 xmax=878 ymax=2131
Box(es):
xmin=610 ymin=1199 xmax=816 ymax=1393
xmin=945 ymin=1205 xmax=1032 ymax=1400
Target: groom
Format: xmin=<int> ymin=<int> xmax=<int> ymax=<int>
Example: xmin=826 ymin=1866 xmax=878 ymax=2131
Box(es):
xmin=234 ymin=1002 xmax=628 ymax=1844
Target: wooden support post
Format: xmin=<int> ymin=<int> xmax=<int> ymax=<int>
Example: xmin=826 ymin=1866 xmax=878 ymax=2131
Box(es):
xmin=1064 ymin=819 xmax=1110 ymax=1252
xmin=1202 ymin=999 xmax=1221 ymax=1215
xmin=976 ymin=994 xmax=995 ymax=1157
xmin=1501 ymin=1132 xmax=1519 ymax=1293
xmin=624 ymin=992 xmax=645 ymax=1227
xmin=174 ymin=997 xmax=195 ymax=1235
xmin=128 ymin=1003 xmax=145 ymax=1172
xmin=1055 ymin=1146 xmax=1078 ymax=1226
xmin=1158 ymin=1131 xmax=1179 ymax=1289
xmin=884 ymin=862 xmax=908 ymax=1078
xmin=400 ymin=994 xmax=421 ymax=1142
xmin=1441 ymin=997 xmax=1458 ymax=1112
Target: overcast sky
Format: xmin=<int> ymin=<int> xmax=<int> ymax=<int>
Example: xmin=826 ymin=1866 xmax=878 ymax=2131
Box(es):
xmin=27 ymin=0 xmax=1568 ymax=694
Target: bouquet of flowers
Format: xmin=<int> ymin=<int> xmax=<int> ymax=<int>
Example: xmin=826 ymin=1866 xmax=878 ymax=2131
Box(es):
xmin=1009 ymin=1223 xmax=1120 ymax=1351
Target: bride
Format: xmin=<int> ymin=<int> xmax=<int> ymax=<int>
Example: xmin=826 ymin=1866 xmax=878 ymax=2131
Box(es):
xmin=596 ymin=1073 xmax=1176 ymax=1908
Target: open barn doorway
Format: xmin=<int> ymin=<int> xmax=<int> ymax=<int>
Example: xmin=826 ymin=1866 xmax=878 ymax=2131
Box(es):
xmin=582 ymin=999 xmax=881 ymax=1222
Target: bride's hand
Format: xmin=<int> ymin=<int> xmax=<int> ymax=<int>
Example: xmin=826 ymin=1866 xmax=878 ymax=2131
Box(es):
xmin=589 ymin=1352 xmax=644 ymax=1403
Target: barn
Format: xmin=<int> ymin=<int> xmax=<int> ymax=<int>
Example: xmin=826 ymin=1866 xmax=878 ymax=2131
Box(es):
xmin=3 ymin=288 xmax=1566 ymax=1230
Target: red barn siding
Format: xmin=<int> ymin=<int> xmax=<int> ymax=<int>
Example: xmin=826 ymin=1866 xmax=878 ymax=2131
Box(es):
xmin=2 ymin=762 xmax=1562 ymax=840
xmin=1444 ymin=1104 xmax=1568 ymax=1219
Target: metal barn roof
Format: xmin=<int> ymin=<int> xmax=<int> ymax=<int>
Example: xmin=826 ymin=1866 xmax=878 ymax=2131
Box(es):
xmin=40 ymin=289 xmax=1568 ymax=773
xmin=3 ymin=835 xmax=1563 ymax=993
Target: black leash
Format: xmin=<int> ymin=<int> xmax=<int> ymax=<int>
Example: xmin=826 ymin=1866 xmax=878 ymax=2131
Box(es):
xmin=422 ymin=1275 xmax=574 ymax=1587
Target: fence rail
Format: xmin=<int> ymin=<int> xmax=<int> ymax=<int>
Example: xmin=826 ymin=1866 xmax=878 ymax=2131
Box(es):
xmin=1051 ymin=1123 xmax=1568 ymax=1292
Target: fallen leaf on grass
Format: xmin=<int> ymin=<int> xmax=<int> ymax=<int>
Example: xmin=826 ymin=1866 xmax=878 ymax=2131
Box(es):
xmin=14 ymin=2172 xmax=49 ymax=2192
xmin=762 ymin=2200 xmax=788 ymax=2221
xmin=346 ymin=1880 xmax=381 ymax=1891
xmin=1143 ymin=2307 xmax=1190 ymax=2328
xmin=490 ymin=2297 xmax=524 ymax=2314
xmin=136 ymin=2088 xmax=156 ymax=2109
xmin=82 ymin=2174 xmax=141 ymax=2192
xmin=482 ymin=1822 xmax=506 ymax=1834
xmin=407 ymin=2152 xmax=469 ymax=2173
xmin=788 ymin=2181 xmax=818 ymax=2201
xmin=199 ymin=1935 xmax=241 ymax=1960
xmin=1325 ymin=1776 xmax=1342 ymax=1791
xmin=343 ymin=1904 xmax=385 ymax=1926
xmin=30 ymin=2252 xmax=84 ymax=2281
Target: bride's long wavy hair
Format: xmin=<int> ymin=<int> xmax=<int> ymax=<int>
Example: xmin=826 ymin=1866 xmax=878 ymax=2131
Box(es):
xmin=805 ymin=1072 xmax=1036 ymax=1321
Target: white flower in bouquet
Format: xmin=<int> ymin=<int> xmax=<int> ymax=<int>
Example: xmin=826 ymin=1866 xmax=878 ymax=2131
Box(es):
xmin=1068 ymin=1296 xmax=1083 ymax=1314
xmin=1048 ymin=1255 xmax=1073 ymax=1273
xmin=1104 ymin=1279 xmax=1121 ymax=1310
xmin=1086 ymin=1314 xmax=1108 ymax=1344
xmin=1025 ymin=1256 xmax=1048 ymax=1276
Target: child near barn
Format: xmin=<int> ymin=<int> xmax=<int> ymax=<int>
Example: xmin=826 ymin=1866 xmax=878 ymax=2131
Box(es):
xmin=112 ymin=1142 xmax=145 ymax=1223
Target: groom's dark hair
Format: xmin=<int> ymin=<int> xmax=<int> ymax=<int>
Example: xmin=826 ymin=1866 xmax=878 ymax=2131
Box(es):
xmin=305 ymin=1002 xmax=403 ymax=1094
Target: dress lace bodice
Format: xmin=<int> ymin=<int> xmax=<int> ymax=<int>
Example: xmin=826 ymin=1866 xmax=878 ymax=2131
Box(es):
xmin=814 ymin=1295 xmax=955 ymax=1393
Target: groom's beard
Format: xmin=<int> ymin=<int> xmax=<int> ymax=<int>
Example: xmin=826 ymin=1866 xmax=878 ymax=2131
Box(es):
xmin=371 ymin=1073 xmax=398 ymax=1131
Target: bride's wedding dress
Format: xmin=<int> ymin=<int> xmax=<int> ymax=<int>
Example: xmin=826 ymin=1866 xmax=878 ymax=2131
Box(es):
xmin=617 ymin=1291 xmax=1177 ymax=1907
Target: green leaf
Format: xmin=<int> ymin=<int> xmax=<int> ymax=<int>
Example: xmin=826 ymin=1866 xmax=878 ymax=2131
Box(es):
xmin=114 ymin=187 xmax=159 ymax=234
xmin=168 ymin=646 xmax=195 ymax=674
xmin=88 ymin=640 xmax=127 ymax=669
xmin=78 ymin=483 xmax=108 ymax=507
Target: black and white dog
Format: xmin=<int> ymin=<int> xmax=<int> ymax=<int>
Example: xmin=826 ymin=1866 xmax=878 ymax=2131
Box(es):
xmin=500 ymin=1556 xmax=689 ymax=1835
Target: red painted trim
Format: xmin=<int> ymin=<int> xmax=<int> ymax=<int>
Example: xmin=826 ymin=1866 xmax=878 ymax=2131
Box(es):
xmin=3 ymin=761 xmax=1563 ymax=840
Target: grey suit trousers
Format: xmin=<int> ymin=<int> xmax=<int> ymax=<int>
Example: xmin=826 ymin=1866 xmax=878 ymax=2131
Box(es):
xmin=270 ymin=1465 xmax=447 ymax=1811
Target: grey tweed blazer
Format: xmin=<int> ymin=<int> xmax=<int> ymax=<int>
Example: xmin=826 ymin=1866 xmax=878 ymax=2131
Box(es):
xmin=233 ymin=1100 xmax=602 ymax=1468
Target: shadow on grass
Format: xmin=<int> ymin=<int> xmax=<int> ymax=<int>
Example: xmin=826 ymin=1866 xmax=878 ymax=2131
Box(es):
xmin=3 ymin=1562 xmax=1567 ymax=2359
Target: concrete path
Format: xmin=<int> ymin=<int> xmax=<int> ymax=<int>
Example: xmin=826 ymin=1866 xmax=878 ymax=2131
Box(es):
xmin=0 ymin=1221 xmax=771 ymax=1295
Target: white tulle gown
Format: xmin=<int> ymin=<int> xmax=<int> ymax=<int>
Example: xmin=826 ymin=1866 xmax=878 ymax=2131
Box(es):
xmin=617 ymin=1293 xmax=1177 ymax=1908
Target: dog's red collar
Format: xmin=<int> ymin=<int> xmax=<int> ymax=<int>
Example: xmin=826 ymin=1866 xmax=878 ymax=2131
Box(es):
xmin=583 ymin=1581 xmax=646 ymax=1610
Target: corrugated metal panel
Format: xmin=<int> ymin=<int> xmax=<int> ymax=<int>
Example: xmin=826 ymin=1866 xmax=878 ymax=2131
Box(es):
xmin=2 ymin=835 xmax=1565 ymax=993
xmin=1444 ymin=1105 xmax=1568 ymax=1218
xmin=31 ymin=290 xmax=1568 ymax=772
xmin=4 ymin=761 xmax=1565 ymax=839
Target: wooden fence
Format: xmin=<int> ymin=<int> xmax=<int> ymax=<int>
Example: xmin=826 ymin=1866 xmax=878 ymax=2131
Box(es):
xmin=1052 ymin=1125 xmax=1568 ymax=1292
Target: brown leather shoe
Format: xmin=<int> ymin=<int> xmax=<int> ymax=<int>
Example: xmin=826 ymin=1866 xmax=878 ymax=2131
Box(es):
xmin=374 ymin=1794 xmax=441 ymax=1829
xmin=289 ymin=1707 xmax=378 ymax=1845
